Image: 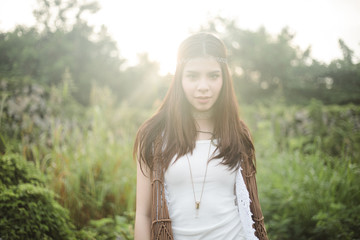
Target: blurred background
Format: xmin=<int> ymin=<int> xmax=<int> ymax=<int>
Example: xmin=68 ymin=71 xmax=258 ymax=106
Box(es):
xmin=0 ymin=0 xmax=359 ymax=239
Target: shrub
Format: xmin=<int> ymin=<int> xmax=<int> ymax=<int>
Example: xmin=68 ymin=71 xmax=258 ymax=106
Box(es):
xmin=0 ymin=153 xmax=44 ymax=188
xmin=257 ymin=151 xmax=360 ymax=240
xmin=244 ymin=103 xmax=360 ymax=239
xmin=0 ymin=153 xmax=76 ymax=240
xmin=243 ymin=101 xmax=360 ymax=161
xmin=79 ymin=213 xmax=135 ymax=240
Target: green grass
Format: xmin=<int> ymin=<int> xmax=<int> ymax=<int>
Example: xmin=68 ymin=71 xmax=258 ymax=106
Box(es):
xmin=26 ymin=87 xmax=150 ymax=232
xmin=247 ymin=103 xmax=360 ymax=240
xmin=3 ymin=88 xmax=359 ymax=239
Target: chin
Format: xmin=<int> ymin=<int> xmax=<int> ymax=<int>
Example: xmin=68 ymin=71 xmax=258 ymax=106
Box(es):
xmin=195 ymin=106 xmax=213 ymax=112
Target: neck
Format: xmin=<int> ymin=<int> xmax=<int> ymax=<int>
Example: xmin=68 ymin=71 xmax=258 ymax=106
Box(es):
xmin=192 ymin=109 xmax=215 ymax=140
xmin=192 ymin=108 xmax=214 ymax=120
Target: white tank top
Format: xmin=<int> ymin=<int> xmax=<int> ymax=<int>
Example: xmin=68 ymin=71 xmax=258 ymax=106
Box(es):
xmin=164 ymin=139 xmax=246 ymax=240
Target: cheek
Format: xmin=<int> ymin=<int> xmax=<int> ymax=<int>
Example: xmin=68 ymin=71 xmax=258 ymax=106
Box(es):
xmin=215 ymin=78 xmax=223 ymax=95
xmin=182 ymin=79 xmax=193 ymax=95
xmin=181 ymin=79 xmax=187 ymax=94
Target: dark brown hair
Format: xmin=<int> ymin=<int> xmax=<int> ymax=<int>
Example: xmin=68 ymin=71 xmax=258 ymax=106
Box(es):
xmin=133 ymin=32 xmax=256 ymax=175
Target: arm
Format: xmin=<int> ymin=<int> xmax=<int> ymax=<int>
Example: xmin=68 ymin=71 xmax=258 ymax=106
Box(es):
xmin=134 ymin=160 xmax=152 ymax=240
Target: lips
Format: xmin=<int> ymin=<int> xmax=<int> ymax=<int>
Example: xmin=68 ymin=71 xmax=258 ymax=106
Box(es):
xmin=195 ymin=96 xmax=211 ymax=104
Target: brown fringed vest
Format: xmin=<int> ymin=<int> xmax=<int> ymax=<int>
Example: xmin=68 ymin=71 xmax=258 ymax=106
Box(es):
xmin=150 ymin=138 xmax=269 ymax=240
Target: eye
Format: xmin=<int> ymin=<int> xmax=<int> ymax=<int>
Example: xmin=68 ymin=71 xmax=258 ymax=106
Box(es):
xmin=210 ymin=74 xmax=220 ymax=80
xmin=186 ymin=74 xmax=197 ymax=80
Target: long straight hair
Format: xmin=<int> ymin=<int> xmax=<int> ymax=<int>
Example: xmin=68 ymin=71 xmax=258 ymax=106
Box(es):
xmin=133 ymin=32 xmax=256 ymax=175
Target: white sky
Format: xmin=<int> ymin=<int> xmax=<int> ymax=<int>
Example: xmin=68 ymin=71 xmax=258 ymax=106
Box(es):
xmin=0 ymin=0 xmax=359 ymax=75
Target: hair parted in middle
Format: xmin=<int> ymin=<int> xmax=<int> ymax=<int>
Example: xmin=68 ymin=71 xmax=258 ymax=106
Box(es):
xmin=134 ymin=32 xmax=256 ymax=175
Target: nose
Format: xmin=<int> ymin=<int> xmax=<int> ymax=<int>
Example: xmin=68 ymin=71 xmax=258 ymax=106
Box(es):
xmin=197 ymin=78 xmax=209 ymax=93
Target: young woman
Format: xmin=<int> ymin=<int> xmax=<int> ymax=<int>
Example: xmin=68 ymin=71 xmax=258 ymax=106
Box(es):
xmin=134 ymin=32 xmax=268 ymax=240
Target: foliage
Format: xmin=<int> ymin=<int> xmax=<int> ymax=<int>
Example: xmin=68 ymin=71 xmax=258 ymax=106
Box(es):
xmin=78 ymin=212 xmax=134 ymax=240
xmin=256 ymin=151 xmax=360 ymax=240
xmin=0 ymin=153 xmax=76 ymax=240
xmin=0 ymin=76 xmax=85 ymax=154
xmin=197 ymin=16 xmax=360 ymax=105
xmin=121 ymin=53 xmax=169 ymax=108
xmin=1 ymin=79 xmax=360 ymax=238
xmin=1 ymin=1 xmax=360 ymax=238
xmin=2 ymin=5 xmax=360 ymax=109
xmin=243 ymin=103 xmax=360 ymax=240
xmin=0 ymin=0 xmax=125 ymax=105
xmin=33 ymin=0 xmax=100 ymax=32
xmin=324 ymin=40 xmax=360 ymax=104
xmin=0 ymin=153 xmax=44 ymax=187
xmin=243 ymin=100 xmax=360 ymax=162
xmin=27 ymin=86 xmax=147 ymax=228
xmin=0 ymin=79 xmax=51 ymax=140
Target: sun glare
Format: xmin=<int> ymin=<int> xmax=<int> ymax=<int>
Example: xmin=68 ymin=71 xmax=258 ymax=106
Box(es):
xmin=1 ymin=0 xmax=359 ymax=75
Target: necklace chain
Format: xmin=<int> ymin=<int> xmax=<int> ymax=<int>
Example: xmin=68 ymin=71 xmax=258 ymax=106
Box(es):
xmin=185 ymin=139 xmax=213 ymax=215
xmin=196 ymin=130 xmax=214 ymax=136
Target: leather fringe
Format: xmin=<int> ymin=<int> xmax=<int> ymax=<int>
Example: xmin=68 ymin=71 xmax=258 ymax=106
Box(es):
xmin=151 ymin=137 xmax=174 ymax=240
xmin=241 ymin=157 xmax=269 ymax=240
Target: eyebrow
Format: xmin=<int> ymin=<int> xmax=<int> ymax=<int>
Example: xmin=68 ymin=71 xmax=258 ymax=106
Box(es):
xmin=185 ymin=70 xmax=221 ymax=74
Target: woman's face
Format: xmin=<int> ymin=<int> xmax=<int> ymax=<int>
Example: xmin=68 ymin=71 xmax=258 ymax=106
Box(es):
xmin=181 ymin=56 xmax=223 ymax=113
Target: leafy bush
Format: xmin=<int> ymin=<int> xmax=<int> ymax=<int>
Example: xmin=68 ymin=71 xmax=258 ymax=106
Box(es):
xmin=0 ymin=153 xmax=76 ymax=240
xmin=243 ymin=101 xmax=360 ymax=161
xmin=241 ymin=101 xmax=360 ymax=240
xmin=78 ymin=213 xmax=134 ymax=240
xmin=257 ymin=151 xmax=360 ymax=240
xmin=0 ymin=153 xmax=44 ymax=188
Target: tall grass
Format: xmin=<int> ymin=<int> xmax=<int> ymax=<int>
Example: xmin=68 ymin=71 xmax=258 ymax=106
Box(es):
xmin=244 ymin=103 xmax=360 ymax=240
xmin=10 ymin=85 xmax=359 ymax=239
xmin=29 ymin=87 xmax=150 ymax=228
xmin=257 ymin=149 xmax=360 ymax=239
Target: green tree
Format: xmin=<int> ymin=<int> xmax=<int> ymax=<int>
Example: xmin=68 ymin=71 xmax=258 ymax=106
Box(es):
xmin=0 ymin=0 xmax=127 ymax=105
xmin=197 ymin=16 xmax=359 ymax=105
xmin=322 ymin=39 xmax=360 ymax=104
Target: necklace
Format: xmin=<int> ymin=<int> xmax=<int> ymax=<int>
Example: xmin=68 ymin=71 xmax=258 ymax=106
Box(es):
xmin=185 ymin=139 xmax=213 ymax=217
xmin=196 ymin=130 xmax=214 ymax=136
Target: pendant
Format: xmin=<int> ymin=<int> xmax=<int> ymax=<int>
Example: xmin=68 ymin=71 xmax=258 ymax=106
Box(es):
xmin=195 ymin=202 xmax=200 ymax=218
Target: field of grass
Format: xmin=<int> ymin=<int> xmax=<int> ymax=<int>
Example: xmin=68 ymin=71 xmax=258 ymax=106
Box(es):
xmin=1 ymin=87 xmax=360 ymax=239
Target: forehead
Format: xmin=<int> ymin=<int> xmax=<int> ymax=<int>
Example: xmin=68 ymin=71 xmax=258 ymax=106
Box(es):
xmin=183 ymin=57 xmax=221 ymax=72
